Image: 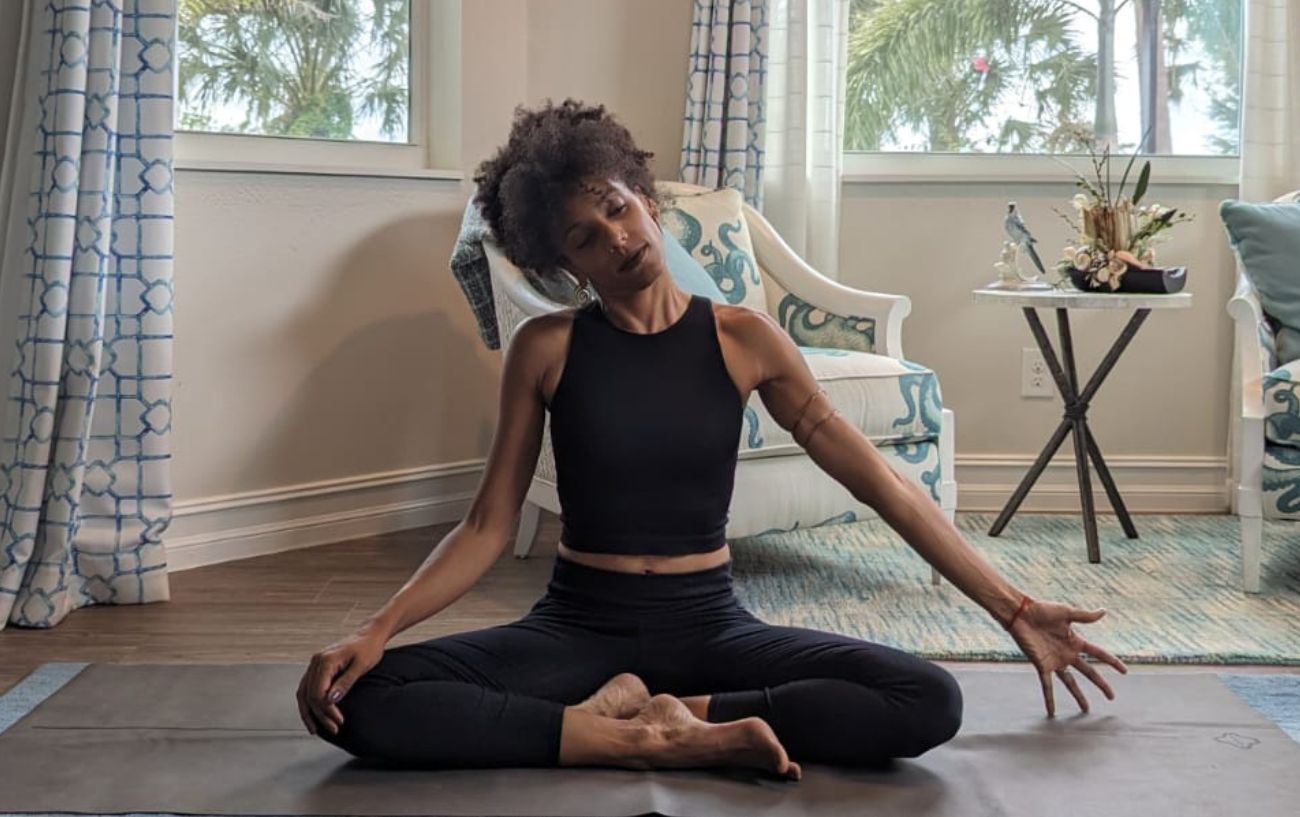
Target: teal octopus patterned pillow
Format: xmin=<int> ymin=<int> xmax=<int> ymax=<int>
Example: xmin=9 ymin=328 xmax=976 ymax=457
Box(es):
xmin=662 ymin=228 xmax=728 ymax=303
xmin=659 ymin=187 xmax=767 ymax=314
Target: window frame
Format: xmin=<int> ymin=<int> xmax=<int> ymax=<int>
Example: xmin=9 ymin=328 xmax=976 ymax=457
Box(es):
xmin=174 ymin=0 xmax=462 ymax=179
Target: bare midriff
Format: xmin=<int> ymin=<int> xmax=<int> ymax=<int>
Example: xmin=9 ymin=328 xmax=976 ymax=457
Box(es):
xmin=556 ymin=542 xmax=732 ymax=574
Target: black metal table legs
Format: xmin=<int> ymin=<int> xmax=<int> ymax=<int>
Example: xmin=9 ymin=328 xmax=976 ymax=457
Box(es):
xmin=988 ymin=307 xmax=1148 ymax=562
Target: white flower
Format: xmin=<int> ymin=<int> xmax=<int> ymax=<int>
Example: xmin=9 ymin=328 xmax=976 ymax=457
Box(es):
xmin=1072 ymin=193 xmax=1090 ymax=211
xmin=1073 ymin=249 xmax=1092 ymax=270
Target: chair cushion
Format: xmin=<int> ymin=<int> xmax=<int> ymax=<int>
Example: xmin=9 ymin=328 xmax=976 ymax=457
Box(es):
xmin=738 ymin=347 xmax=942 ymax=459
xmin=1262 ymin=442 xmax=1300 ymax=519
xmin=727 ymin=439 xmax=941 ymax=538
xmin=1263 ymin=359 xmax=1300 ymax=448
xmin=659 ymin=186 xmax=768 ymax=313
xmin=1220 ymin=200 xmax=1300 ymax=364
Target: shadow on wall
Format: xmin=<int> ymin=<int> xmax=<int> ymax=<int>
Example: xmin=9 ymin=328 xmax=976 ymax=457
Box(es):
xmin=238 ymin=205 xmax=501 ymax=490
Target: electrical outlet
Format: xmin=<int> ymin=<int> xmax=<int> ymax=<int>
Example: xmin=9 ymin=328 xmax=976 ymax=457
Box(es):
xmin=1021 ymin=348 xmax=1055 ymax=398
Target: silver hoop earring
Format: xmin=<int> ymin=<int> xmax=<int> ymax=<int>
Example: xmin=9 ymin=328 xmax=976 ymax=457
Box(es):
xmin=561 ymin=268 xmax=597 ymax=307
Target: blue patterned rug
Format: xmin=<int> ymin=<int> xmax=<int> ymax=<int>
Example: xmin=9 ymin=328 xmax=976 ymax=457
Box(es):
xmin=731 ymin=512 xmax=1300 ymax=665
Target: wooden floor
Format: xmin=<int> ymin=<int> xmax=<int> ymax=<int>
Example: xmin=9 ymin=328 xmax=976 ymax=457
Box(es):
xmin=1 ymin=512 xmax=1293 ymax=696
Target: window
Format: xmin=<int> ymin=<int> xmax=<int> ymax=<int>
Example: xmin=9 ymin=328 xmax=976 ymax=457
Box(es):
xmin=843 ymin=0 xmax=1242 ymax=174
xmin=175 ymin=0 xmax=460 ymax=176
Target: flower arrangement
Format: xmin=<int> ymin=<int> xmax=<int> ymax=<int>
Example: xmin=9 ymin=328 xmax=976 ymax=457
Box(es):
xmin=1055 ymin=143 xmax=1193 ymax=291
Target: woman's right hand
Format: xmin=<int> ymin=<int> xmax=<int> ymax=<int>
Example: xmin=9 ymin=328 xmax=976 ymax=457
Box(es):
xmin=296 ymin=631 xmax=386 ymax=736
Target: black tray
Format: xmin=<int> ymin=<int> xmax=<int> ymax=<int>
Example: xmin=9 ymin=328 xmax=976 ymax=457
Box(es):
xmin=1067 ymin=265 xmax=1187 ymax=294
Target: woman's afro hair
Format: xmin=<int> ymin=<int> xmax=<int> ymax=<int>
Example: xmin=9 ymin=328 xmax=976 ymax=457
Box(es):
xmin=472 ymin=98 xmax=661 ymax=274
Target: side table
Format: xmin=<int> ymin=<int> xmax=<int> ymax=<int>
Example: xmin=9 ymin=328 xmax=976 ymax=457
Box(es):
xmin=972 ymin=287 xmax=1193 ymax=562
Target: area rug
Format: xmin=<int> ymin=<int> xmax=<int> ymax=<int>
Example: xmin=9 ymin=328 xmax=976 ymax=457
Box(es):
xmin=730 ymin=512 xmax=1300 ymax=665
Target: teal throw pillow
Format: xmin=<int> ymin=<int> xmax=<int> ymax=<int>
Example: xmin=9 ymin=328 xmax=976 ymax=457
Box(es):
xmin=1220 ymin=200 xmax=1300 ymax=363
xmin=662 ymin=227 xmax=728 ymax=304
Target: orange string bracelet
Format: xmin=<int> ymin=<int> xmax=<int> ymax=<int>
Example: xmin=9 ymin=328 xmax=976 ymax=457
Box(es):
xmin=1003 ymin=594 xmax=1032 ymax=631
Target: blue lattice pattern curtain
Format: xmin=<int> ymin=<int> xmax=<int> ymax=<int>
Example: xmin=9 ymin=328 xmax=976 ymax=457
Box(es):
xmin=0 ymin=0 xmax=175 ymax=629
xmin=680 ymin=0 xmax=768 ymax=207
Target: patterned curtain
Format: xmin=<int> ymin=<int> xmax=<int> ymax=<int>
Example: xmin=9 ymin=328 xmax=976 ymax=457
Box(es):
xmin=1240 ymin=0 xmax=1300 ymax=201
xmin=0 ymin=0 xmax=175 ymax=629
xmin=679 ymin=0 xmax=769 ymax=206
xmin=761 ymin=0 xmax=850 ymax=280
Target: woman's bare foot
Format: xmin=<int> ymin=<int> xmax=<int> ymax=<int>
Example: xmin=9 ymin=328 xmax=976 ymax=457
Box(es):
xmin=575 ymin=673 xmax=652 ymax=719
xmin=631 ymin=693 xmax=801 ymax=781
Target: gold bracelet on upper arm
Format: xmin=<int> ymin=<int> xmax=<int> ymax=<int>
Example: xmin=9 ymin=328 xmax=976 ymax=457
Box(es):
xmin=790 ymin=403 xmax=842 ymax=442
xmin=791 ymin=386 xmax=826 ymax=432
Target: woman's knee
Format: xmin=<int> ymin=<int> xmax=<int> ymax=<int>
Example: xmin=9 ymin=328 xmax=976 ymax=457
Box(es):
xmin=316 ymin=680 xmax=390 ymax=760
xmin=896 ymin=663 xmax=963 ymax=757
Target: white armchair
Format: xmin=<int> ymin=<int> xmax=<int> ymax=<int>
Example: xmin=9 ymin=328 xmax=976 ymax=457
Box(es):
xmin=487 ymin=181 xmax=956 ymax=587
xmin=1226 ymin=190 xmax=1300 ymax=594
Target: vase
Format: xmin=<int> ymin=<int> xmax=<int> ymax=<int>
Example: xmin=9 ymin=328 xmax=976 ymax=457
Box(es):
xmin=1066 ymin=264 xmax=1187 ymax=294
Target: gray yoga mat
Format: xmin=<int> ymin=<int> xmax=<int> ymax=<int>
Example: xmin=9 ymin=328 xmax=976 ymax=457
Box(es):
xmin=1 ymin=663 xmax=1298 ymax=817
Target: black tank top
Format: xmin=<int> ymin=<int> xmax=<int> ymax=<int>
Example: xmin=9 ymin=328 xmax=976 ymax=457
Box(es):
xmin=548 ymin=293 xmax=744 ymax=556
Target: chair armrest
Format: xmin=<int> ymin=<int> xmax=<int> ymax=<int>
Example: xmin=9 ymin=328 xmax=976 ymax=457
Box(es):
xmin=742 ymin=200 xmax=912 ymax=359
xmin=1227 ymin=265 xmax=1271 ymax=423
xmin=484 ymin=237 xmax=569 ymax=349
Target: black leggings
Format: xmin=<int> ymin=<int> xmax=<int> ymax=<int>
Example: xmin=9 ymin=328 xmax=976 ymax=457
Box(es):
xmin=320 ymin=555 xmax=963 ymax=769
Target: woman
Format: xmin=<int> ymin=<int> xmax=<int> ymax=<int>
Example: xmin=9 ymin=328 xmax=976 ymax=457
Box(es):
xmin=297 ymin=99 xmax=1128 ymax=780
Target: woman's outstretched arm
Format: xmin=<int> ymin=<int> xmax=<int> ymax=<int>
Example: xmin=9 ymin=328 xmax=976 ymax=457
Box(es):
xmin=735 ymin=308 xmax=1023 ymax=623
xmin=737 ymin=308 xmax=1127 ymax=716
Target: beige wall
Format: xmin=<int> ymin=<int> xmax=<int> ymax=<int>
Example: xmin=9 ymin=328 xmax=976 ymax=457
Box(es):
xmin=172 ymin=174 xmax=486 ymax=497
xmin=524 ymin=0 xmax=691 ymax=179
xmin=839 ymin=182 xmax=1236 ymax=462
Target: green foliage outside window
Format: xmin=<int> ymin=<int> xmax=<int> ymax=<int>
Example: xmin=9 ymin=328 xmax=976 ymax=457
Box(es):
xmin=845 ymin=0 xmax=1241 ymax=155
xmin=177 ymin=0 xmax=410 ymax=142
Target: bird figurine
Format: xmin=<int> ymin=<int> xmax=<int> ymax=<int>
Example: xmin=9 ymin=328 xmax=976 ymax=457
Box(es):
xmin=1004 ymin=202 xmax=1046 ymax=276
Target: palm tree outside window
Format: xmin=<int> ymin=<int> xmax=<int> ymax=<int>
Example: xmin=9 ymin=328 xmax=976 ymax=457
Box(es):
xmin=844 ymin=0 xmax=1242 ymax=156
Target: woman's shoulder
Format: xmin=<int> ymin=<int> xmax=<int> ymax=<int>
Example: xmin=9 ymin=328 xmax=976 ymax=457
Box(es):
xmin=512 ymin=307 xmax=586 ymax=392
xmin=711 ymin=301 xmax=796 ymax=385
xmin=711 ymin=300 xmax=772 ymax=344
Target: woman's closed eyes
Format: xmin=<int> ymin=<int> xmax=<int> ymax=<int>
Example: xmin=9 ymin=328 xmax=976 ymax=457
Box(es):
xmin=574 ymin=202 xmax=627 ymax=250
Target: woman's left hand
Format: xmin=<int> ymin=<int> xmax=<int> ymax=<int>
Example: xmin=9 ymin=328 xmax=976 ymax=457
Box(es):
xmin=1004 ymin=597 xmax=1129 ymax=717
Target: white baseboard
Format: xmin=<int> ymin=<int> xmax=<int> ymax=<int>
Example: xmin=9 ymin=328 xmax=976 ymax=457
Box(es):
xmin=164 ymin=462 xmax=482 ymax=571
xmin=163 ymin=453 xmax=1229 ymax=570
xmin=954 ymin=454 xmax=1228 ymax=514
